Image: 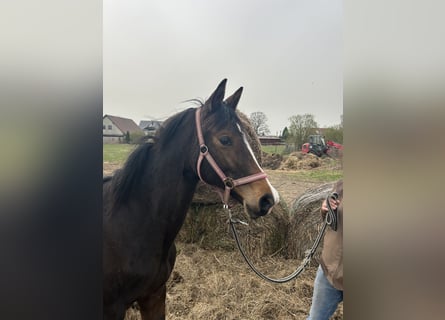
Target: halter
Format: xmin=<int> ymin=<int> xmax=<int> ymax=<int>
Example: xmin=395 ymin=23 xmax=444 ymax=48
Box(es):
xmin=195 ymin=107 xmax=268 ymax=206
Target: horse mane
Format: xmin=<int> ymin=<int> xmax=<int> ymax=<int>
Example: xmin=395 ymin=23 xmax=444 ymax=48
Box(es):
xmin=111 ymin=142 xmax=154 ymax=206
xmin=111 ymin=107 xmax=197 ymax=207
xmin=157 ymin=107 xmax=197 ymax=148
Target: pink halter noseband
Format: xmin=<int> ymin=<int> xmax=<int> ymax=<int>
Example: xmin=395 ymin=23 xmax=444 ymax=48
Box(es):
xmin=195 ymin=107 xmax=268 ymax=206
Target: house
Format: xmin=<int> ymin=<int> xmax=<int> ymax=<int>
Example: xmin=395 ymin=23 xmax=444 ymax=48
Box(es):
xmin=103 ymin=114 xmax=144 ymax=144
xmin=139 ymin=120 xmax=163 ymax=137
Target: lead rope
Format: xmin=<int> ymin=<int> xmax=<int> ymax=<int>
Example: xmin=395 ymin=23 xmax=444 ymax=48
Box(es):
xmin=227 ymin=192 xmax=338 ymax=284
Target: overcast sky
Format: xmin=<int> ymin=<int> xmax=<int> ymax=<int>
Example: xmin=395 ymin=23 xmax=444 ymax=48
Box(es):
xmin=104 ymin=0 xmax=342 ymax=135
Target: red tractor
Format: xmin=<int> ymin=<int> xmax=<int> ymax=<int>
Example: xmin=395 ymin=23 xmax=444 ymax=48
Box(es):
xmin=301 ymin=134 xmax=343 ymax=157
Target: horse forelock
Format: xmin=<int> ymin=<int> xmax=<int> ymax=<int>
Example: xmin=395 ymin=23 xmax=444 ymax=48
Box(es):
xmin=202 ymin=103 xmax=241 ymax=133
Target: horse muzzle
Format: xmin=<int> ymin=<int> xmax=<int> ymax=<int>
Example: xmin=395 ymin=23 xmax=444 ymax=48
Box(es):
xmin=236 ymin=180 xmax=280 ymax=218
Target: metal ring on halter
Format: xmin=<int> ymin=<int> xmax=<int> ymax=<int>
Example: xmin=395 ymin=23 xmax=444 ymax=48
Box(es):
xmin=200 ymin=145 xmax=208 ymax=154
xmin=224 ymin=177 xmax=235 ymax=189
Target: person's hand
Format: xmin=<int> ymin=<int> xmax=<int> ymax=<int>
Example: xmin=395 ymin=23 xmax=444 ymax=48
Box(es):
xmin=321 ymin=198 xmax=340 ymax=213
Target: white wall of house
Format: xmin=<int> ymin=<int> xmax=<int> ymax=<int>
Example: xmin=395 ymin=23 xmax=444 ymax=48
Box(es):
xmin=103 ymin=116 xmax=125 ymax=144
xmin=103 ymin=117 xmax=124 ymax=136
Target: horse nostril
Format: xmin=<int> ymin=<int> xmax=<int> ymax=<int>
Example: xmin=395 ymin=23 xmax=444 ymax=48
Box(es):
xmin=258 ymin=194 xmax=274 ymax=216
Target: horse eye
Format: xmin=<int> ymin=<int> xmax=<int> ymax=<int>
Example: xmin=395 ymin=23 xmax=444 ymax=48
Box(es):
xmin=219 ymin=136 xmax=232 ymax=146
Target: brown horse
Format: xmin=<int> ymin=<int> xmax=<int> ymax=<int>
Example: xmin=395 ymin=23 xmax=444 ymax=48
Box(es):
xmin=103 ymin=79 xmax=279 ymax=320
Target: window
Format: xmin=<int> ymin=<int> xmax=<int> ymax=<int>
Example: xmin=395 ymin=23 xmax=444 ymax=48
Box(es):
xmin=103 ymin=125 xmax=106 ymax=130
xmin=108 ymin=125 xmax=112 ymax=130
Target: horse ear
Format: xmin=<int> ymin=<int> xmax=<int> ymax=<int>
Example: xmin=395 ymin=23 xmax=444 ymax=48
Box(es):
xmin=224 ymin=87 xmax=243 ymax=110
xmin=207 ymin=79 xmax=227 ymax=111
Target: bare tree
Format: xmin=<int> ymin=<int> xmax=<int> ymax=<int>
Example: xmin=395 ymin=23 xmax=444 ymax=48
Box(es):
xmin=249 ymin=111 xmax=270 ymax=136
xmin=287 ymin=114 xmax=318 ymax=149
xmin=323 ymin=114 xmax=343 ymax=143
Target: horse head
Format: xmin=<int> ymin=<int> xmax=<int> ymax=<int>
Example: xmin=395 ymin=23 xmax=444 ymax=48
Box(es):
xmin=196 ymin=79 xmax=279 ymax=218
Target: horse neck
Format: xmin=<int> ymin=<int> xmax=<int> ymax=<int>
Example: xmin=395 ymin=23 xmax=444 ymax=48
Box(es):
xmin=145 ymin=143 xmax=199 ymax=198
xmin=136 ymin=113 xmax=200 ymax=229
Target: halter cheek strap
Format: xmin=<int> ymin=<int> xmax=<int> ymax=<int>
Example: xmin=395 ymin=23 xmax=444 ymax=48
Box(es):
xmin=195 ymin=107 xmax=267 ymax=206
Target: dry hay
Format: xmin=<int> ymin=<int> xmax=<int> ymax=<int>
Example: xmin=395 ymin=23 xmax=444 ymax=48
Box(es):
xmin=320 ymin=155 xmax=343 ymax=170
xmin=177 ymin=199 xmax=290 ymax=260
xmin=191 ymin=110 xmax=262 ymax=205
xmin=261 ymin=152 xmax=284 ymax=170
xmin=280 ymin=152 xmax=321 ymax=170
xmin=124 ymin=243 xmax=343 ymax=320
xmin=286 ymin=182 xmax=336 ymax=260
xmin=190 ymin=183 xmax=223 ymax=205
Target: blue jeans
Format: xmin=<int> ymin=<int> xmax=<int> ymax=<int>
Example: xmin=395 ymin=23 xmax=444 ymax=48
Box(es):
xmin=307 ymin=265 xmax=343 ymax=320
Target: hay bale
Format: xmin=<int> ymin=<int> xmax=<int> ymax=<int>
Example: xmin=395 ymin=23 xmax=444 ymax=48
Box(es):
xmin=289 ymin=151 xmax=305 ymax=159
xmin=286 ymin=182 xmax=335 ymax=260
xmin=261 ymin=152 xmax=283 ymax=170
xmin=192 ymin=110 xmax=262 ymax=205
xmin=280 ymin=153 xmax=321 ymax=170
xmin=177 ymin=200 xmax=290 ymax=259
xmin=190 ymin=183 xmax=222 ymax=205
xmin=177 ymin=203 xmax=234 ymax=250
xmin=234 ymin=201 xmax=290 ymax=259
